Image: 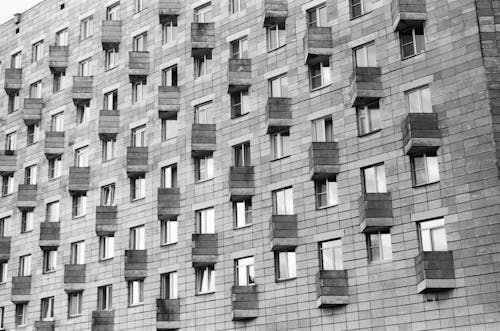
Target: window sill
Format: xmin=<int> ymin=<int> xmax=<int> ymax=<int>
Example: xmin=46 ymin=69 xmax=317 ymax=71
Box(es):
xmin=350 ymin=10 xmax=372 ymax=21
xmin=161 ymin=137 xmax=177 ymax=144
xmin=358 ymin=129 xmax=382 ymax=138
xmin=276 ymin=277 xmax=296 ymax=283
xmin=368 ymin=259 xmax=392 ymax=265
xmin=68 ymin=314 xmax=82 ymax=319
xmin=402 ymin=51 xmax=426 ymax=62
xmin=161 ymin=242 xmax=177 ymax=247
xmin=310 ymin=83 xmax=331 ymax=93
xmin=21 ymin=230 xmax=34 ymax=234
xmin=1 ymin=193 xmax=13 ymax=198
xmin=316 ymin=203 xmax=338 ymax=210
xmin=195 ymin=178 xmax=214 ymax=184
xmin=128 ymin=303 xmax=144 ymax=308
xmin=131 ymin=197 xmax=146 ymax=202
xmin=413 ymin=180 xmax=440 ymax=188
xmin=270 ymin=155 xmax=290 ymax=162
xmin=72 ymin=215 xmax=86 ymax=220
xmin=48 ymin=177 xmax=61 ymax=182
xmin=234 ymin=224 xmax=253 ymax=230
xmin=267 ymin=44 xmax=286 ymax=53
xmin=195 ymin=291 xmax=215 ymax=296
xmin=99 ymin=257 xmax=114 ymax=262
xmin=105 ymin=66 xmax=118 ymax=72
xmin=194 ymin=73 xmax=213 ymax=83
xmin=162 ymin=42 xmax=178 ymax=50
xmin=231 ymin=112 xmax=250 ymax=120
xmin=79 ymin=36 xmax=92 ymax=42
xmin=43 ymin=270 xmax=56 ymax=275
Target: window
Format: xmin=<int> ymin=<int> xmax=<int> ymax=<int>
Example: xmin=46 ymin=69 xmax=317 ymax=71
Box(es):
xmin=130 ymin=225 xmax=145 ymax=249
xmin=194 ymin=3 xmax=212 ymax=22
xmin=367 ymin=231 xmax=392 ymax=262
xmin=195 ymin=155 xmax=214 ymax=181
xmin=196 ymin=266 xmax=215 ymax=294
xmin=11 ymin=52 xmax=22 ymax=68
xmin=40 ymin=297 xmax=54 ymax=321
xmin=132 ymin=81 xmax=145 ymax=103
xmin=104 ymin=90 xmax=118 ymax=110
xmin=98 ymin=285 xmax=113 ymax=311
xmin=56 ymin=28 xmax=68 ymax=46
xmin=400 ymin=25 xmax=425 ymax=59
xmin=320 ymin=239 xmax=343 ymax=270
xmin=75 ymin=146 xmax=88 ymax=166
xmin=161 ymin=219 xmax=178 ymax=245
xmin=363 ymin=163 xmax=387 ymax=193
xmin=162 ymin=20 xmax=177 ymax=46
xmin=407 ymin=86 xmax=432 ymax=113
xmin=106 ymin=2 xmax=120 ymax=20
xmin=102 ymin=139 xmax=116 ymax=161
xmin=235 ymin=256 xmax=255 ymax=286
xmin=30 ymin=80 xmax=42 ymax=98
xmin=72 ymin=195 xmax=87 ymax=217
xmin=132 ymin=125 xmax=147 ymax=147
xmin=412 ymin=152 xmax=440 ymax=186
xmin=276 ymin=251 xmax=296 ymax=280
xmin=315 ymin=178 xmax=338 ymax=208
xmin=51 ymin=112 xmax=64 ymax=131
xmin=48 ymin=157 xmax=62 ymax=179
xmin=15 ymin=303 xmax=27 ymax=327
xmin=21 ymin=211 xmax=34 ymax=233
xmin=32 ymin=40 xmax=44 ymax=62
xmin=0 ymin=217 xmax=9 ymax=236
xmin=27 ymin=123 xmax=40 ymax=145
xmin=160 ymin=272 xmax=178 ymax=299
xmin=194 ymin=53 xmax=212 ymax=78
xmin=76 ymin=103 xmax=89 ymax=125
xmin=1 ymin=175 xmax=14 ymax=196
xmin=267 ymin=23 xmax=286 ymax=51
xmin=161 ymin=164 xmax=177 ymax=188
xmin=8 ymin=93 xmax=19 ymax=113
xmin=78 ymin=58 xmax=91 ymax=76
xmin=420 ymin=218 xmax=447 ymax=252
xmin=195 ymin=101 xmax=213 ymax=124
xmin=161 ymin=117 xmax=178 ymax=141
xmin=354 ymin=42 xmax=376 ymax=67
xmin=196 ymin=208 xmax=215 ymax=233
xmin=46 ymin=201 xmax=60 ymax=222
xmin=131 ymin=176 xmax=146 ymax=200
xmin=269 ymin=74 xmax=287 ymax=97
xmin=357 ymin=102 xmax=381 ymax=135
xmin=101 ymin=184 xmax=115 ymax=206
xmin=233 ymin=142 xmax=251 ymax=166
xmin=351 ymin=0 xmax=372 ymax=18
xmin=230 ymin=37 xmax=248 ymax=59
xmin=99 ymin=236 xmax=115 ymax=260
xmin=80 ymin=16 xmax=93 ymax=40
xmin=70 ymin=241 xmax=85 ymax=264
xmin=5 ymin=132 xmax=16 ymax=151
xmin=272 ymin=187 xmax=293 ymax=215
xmin=128 ymin=280 xmax=144 ymax=306
xmin=42 ymin=250 xmax=57 ymax=273
xmin=53 ymin=72 xmax=66 ymax=92
xmin=133 ymin=33 xmax=147 ymax=52
xmin=230 ymin=0 xmax=242 ymax=14
xmin=230 ymin=89 xmax=249 ymax=118
xmin=134 ymin=0 xmax=144 ymax=13
xmin=19 ymin=255 xmax=31 ymax=276
xmin=161 ymin=65 xmax=177 ymax=86
xmin=24 ymin=165 xmax=37 ymax=185
xmin=105 ymin=48 xmax=117 ymax=70
xmin=307 ymin=4 xmax=327 ymax=27
xmin=309 ymin=59 xmax=331 ymax=90
xmin=68 ymin=292 xmax=83 ymax=317
xmin=0 ymin=263 xmax=7 ymax=283
xmin=271 ymin=130 xmax=290 ymax=159
xmin=0 ymin=307 xmax=3 ymax=329
xmin=312 ymin=116 xmax=333 ymax=142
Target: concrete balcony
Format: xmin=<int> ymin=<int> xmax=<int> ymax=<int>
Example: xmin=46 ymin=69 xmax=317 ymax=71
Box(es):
xmin=64 ymin=264 xmax=86 ymax=292
xmin=392 ymin=0 xmax=427 ymax=31
xmin=157 ymin=299 xmax=180 ymax=330
xmin=68 ymin=167 xmax=90 ymax=194
xmin=44 ymin=132 xmax=65 ymax=158
xmin=231 ymin=285 xmax=258 ymax=320
xmin=17 ymin=184 xmax=37 ymax=210
xmin=304 ymin=27 xmax=333 ymax=64
xmin=159 ymin=0 xmax=181 ymax=17
xmin=39 ymin=222 xmax=60 ymax=249
xmin=48 ymin=45 xmax=69 ymax=73
xmin=191 ymin=23 xmax=215 ymax=56
xmin=92 ymin=311 xmax=114 ymax=331
xmin=158 ymin=86 xmax=180 ymax=118
xmin=98 ymin=110 xmax=120 ymax=139
xmin=192 ymin=234 xmax=218 ymax=267
xmin=34 ymin=321 xmax=55 ymax=331
xmin=0 ymin=150 xmax=16 ymax=175
xmin=191 ymin=124 xmax=216 ymax=157
xmin=229 ymin=166 xmax=255 ymax=201
xmin=402 ymin=113 xmax=441 ymax=155
xmin=158 ymin=188 xmax=180 ymax=220
xmin=126 ymin=147 xmax=148 ymax=176
xmin=124 ymin=250 xmax=147 ymax=280
xmin=265 ymin=97 xmax=292 ymax=134
xmin=358 ymin=193 xmax=393 ymax=233
xmin=0 ymin=237 xmax=11 ymax=262
xmin=4 ymin=68 xmax=22 ymax=94
xmin=95 ymin=206 xmax=118 ymax=236
xmin=270 ymin=215 xmax=298 ymax=250
xmin=72 ymin=76 xmax=93 ymax=105
xmin=22 ymin=98 xmax=43 ymax=124
xmin=415 ymin=251 xmax=455 ymax=293
xmin=350 ymin=67 xmax=383 ymax=107
xmin=101 ymin=20 xmax=122 ymax=50
xmin=316 ymin=270 xmax=349 ymax=308
xmin=228 ymin=59 xmax=251 ymax=93
xmin=263 ymin=0 xmax=288 ymax=26
xmin=11 ymin=276 xmax=31 ymax=303
xmin=129 ymin=51 xmax=150 ymax=81
xmin=309 ymin=142 xmax=340 ymax=180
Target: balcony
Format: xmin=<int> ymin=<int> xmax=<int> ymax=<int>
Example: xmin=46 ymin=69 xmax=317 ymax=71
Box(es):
xmin=101 ymin=20 xmax=122 ymax=50
xmin=265 ymin=97 xmax=292 ymax=134
xmin=402 ymin=113 xmax=441 ymax=155
xmin=157 ymin=299 xmax=180 ymax=330
xmin=98 ymin=110 xmax=120 ymax=139
xmin=124 ymin=250 xmax=147 ymax=280
xmin=64 ymin=264 xmax=86 ymax=292
xmin=228 ymin=59 xmax=252 ymax=93
xmin=158 ymin=86 xmax=180 ymax=118
xmin=34 ymin=321 xmax=55 ymax=331
xmin=0 ymin=237 xmax=11 ymax=262
xmin=191 ymin=124 xmax=216 ymax=157
xmin=48 ymin=45 xmax=69 ymax=73
xmin=22 ymin=98 xmax=43 ymax=124
xmin=309 ymin=142 xmax=340 ymax=180
xmin=270 ymin=215 xmax=298 ymax=250
xmin=350 ymin=67 xmax=383 ymax=107
xmin=415 ymin=251 xmax=455 ymax=293
xmin=72 ymin=76 xmax=93 ymax=105
xmin=92 ymin=311 xmax=114 ymax=331
xmin=17 ymin=184 xmax=37 ymax=210
xmin=39 ymin=222 xmax=60 ymax=249
xmin=11 ymin=276 xmax=31 ymax=303
xmin=303 ymin=27 xmax=333 ymax=64
xmin=263 ymin=0 xmax=288 ymax=26
xmin=129 ymin=51 xmax=150 ymax=81
xmin=44 ymin=132 xmax=65 ymax=158
xmin=0 ymin=150 xmax=16 ymax=175
xmin=4 ymin=68 xmax=22 ymax=94
xmin=126 ymin=147 xmax=148 ymax=176
xmin=159 ymin=0 xmax=181 ymax=18
xmin=229 ymin=166 xmax=255 ymax=201
xmin=95 ymin=206 xmax=118 ymax=236
xmin=68 ymin=167 xmax=90 ymax=194
xmin=392 ymin=0 xmax=427 ymax=31
xmin=191 ymin=23 xmax=215 ymax=56
xmin=158 ymin=188 xmax=180 ymax=220
xmin=358 ymin=193 xmax=393 ymax=233
xmin=316 ymin=270 xmax=349 ymax=308
xmin=231 ymin=286 xmax=258 ymax=320
xmin=192 ymin=234 xmax=218 ymax=267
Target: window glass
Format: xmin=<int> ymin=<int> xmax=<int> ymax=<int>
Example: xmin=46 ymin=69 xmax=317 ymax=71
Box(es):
xmin=420 ymin=218 xmax=447 ymax=251
xmin=277 ymin=251 xmax=296 ymax=279
xmin=320 ymin=239 xmax=343 ymax=270
xmin=236 ymin=256 xmax=255 ymax=286
xmin=273 ymin=187 xmax=293 ymax=215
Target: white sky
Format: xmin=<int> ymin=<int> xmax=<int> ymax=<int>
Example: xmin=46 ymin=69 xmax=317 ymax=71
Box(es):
xmin=0 ymin=0 xmax=44 ymax=25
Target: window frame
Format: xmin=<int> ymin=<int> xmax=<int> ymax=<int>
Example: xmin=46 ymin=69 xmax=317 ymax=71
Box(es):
xmin=195 ymin=265 xmax=215 ymax=294
xmin=400 ymin=25 xmax=426 ymax=59
xmin=275 ymin=250 xmax=297 ymax=281
xmin=68 ymin=291 xmax=83 ymax=317
xmin=160 ymin=272 xmax=178 ymax=299
xmin=272 ymin=187 xmax=294 ymax=215
xmin=319 ymin=239 xmax=343 ymax=270
xmin=128 ymin=280 xmax=144 ymax=306
xmin=160 ymin=219 xmax=178 ymax=245
xmin=235 ymin=256 xmax=255 ymax=286
xmin=98 ymin=285 xmax=113 ymax=311
xmin=194 ymin=154 xmax=214 ymax=182
xmin=131 ymin=175 xmax=146 ymax=201
xmin=80 ymin=16 xmax=93 ymax=40
xmin=366 ymin=231 xmax=393 ymax=263
xmin=315 ymin=178 xmax=338 ymax=209
xmin=271 ymin=130 xmax=290 ymax=160
xmin=362 ymin=163 xmax=387 ymax=193
xmin=411 ymin=152 xmax=440 ymax=186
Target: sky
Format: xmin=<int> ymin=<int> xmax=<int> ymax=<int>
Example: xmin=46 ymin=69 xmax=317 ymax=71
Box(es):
xmin=0 ymin=0 xmax=43 ymax=25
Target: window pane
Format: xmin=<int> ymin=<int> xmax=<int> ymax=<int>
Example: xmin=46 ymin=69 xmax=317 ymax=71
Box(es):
xmin=364 ymin=167 xmax=377 ymax=193
xmin=426 ymin=156 xmax=440 ymax=183
xmin=381 ymin=233 xmax=392 ymax=260
xmin=421 ymin=87 xmax=432 ymax=113
xmin=432 ymin=227 xmax=447 ymax=251
xmin=376 ymin=165 xmax=387 ymax=193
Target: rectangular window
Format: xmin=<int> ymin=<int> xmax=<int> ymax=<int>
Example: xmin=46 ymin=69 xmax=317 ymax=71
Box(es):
xmin=357 ymin=102 xmax=381 ymax=135
xmin=5 ymin=132 xmax=16 ymax=151
xmin=0 ymin=307 xmax=3 ymax=329
xmin=162 ymin=21 xmax=177 ymax=46
xmin=160 ymin=219 xmax=178 ymax=245
xmin=104 ymin=90 xmax=118 ymax=110
xmin=105 ymin=49 xmax=117 ymax=70
xmin=194 ymin=53 xmax=212 ymax=78
xmin=24 ymin=165 xmax=37 ymax=185
xmin=70 ymin=241 xmax=85 ymax=264
xmin=32 ymin=40 xmax=44 ymax=62
xmin=320 ymin=239 xmax=343 ymax=270
xmin=101 ymin=184 xmax=115 ymax=206
xmin=351 ymin=0 xmax=372 ymax=18
xmin=367 ymin=231 xmax=392 ymax=262
xmin=267 ymin=23 xmax=286 ymax=51
xmin=30 ymin=81 xmax=42 ymax=98
xmin=80 ymin=16 xmax=93 ymax=40
xmin=0 ymin=217 xmax=9 ymax=237
xmin=160 ymin=272 xmax=178 ymax=299
xmin=412 ymin=152 xmax=440 ymax=186
xmin=234 ymin=200 xmax=252 ymax=228
xmin=161 ymin=65 xmax=178 ymax=86
xmin=196 ymin=208 xmax=215 ymax=234
xmin=161 ymin=164 xmax=177 ymax=188
xmin=8 ymin=93 xmax=20 ymax=113
xmin=133 ymin=33 xmax=147 ymax=52
xmin=128 ymin=280 xmax=144 ymax=306
xmin=131 ymin=176 xmax=146 ymax=200
xmin=195 ymin=155 xmax=214 ymax=181
xmin=21 ymin=211 xmax=34 ymax=233
xmin=27 ymin=123 xmax=40 ymax=145
xmin=420 ymin=218 xmax=447 ymax=252
xmin=230 ymin=89 xmax=249 ymax=118
xmin=99 ymin=236 xmax=115 ymax=260
xmin=51 ymin=112 xmax=64 ymax=131
xmin=363 ymin=163 xmax=387 ymax=193
xmin=78 ymin=58 xmax=92 ymax=76
xmin=269 ymin=74 xmax=287 ymax=97
xmin=309 ymin=59 xmax=331 ymax=90
xmin=315 ymin=178 xmax=338 ymax=208
xmin=75 ymin=146 xmax=88 ymax=167
xmin=132 ymin=125 xmax=147 ymax=147
xmin=130 ymin=225 xmax=145 ymax=250
xmin=46 ymin=201 xmax=60 ymax=222
xmin=134 ymin=0 xmax=144 ymax=13
xmin=307 ymin=4 xmax=327 ymax=27
xmin=68 ymin=292 xmax=83 ymax=317
xmin=235 ymin=256 xmax=255 ymax=286
xmin=230 ymin=37 xmax=248 ymax=59
xmin=271 ymin=130 xmax=290 ymax=159
xmin=19 ymin=255 xmax=31 ymax=276
xmin=312 ymin=116 xmax=333 ymax=142
xmin=194 ymin=3 xmax=212 ymax=22
xmin=1 ymin=175 xmax=14 ymax=196
xmin=48 ymin=157 xmax=62 ymax=179
xmin=132 ymin=80 xmax=145 ymax=103
xmin=40 ymin=296 xmax=54 ymax=321
xmin=0 ymin=263 xmax=7 ymax=283
xmin=102 ymin=139 xmax=116 ymax=161
xmin=53 ymin=72 xmax=66 ymax=92
xmin=56 ymin=28 xmax=68 ymax=46
xmin=196 ymin=266 xmax=215 ymax=294
xmin=272 ymin=187 xmax=293 ymax=215
xmin=106 ymin=2 xmax=120 ymax=20
xmin=15 ymin=303 xmax=27 ymax=327
xmin=161 ymin=116 xmax=178 ymax=141
xmin=233 ymin=142 xmax=251 ymax=166
xmin=276 ymin=251 xmax=296 ymax=280
xmin=11 ymin=52 xmax=22 ymax=69
xmin=98 ymin=285 xmax=113 ymax=311
xmin=354 ymin=42 xmax=376 ymax=67
xmin=76 ymin=103 xmax=89 ymax=125
xmin=43 ymin=250 xmax=57 ymax=273
xmin=407 ymin=86 xmax=432 ymax=113
xmin=400 ymin=25 xmax=425 ymax=59
xmin=230 ymin=0 xmax=242 ymax=14
xmin=195 ymin=101 xmax=213 ymax=124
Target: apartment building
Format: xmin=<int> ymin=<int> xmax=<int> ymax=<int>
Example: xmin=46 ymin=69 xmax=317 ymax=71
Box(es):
xmin=0 ymin=0 xmax=498 ymax=330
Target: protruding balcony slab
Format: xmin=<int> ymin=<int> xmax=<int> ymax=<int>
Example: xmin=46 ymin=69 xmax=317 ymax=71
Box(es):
xmin=98 ymin=110 xmax=120 ymax=139
xmin=392 ymin=0 xmax=427 ymax=31
xmin=316 ymin=270 xmax=349 ymax=308
xmin=0 ymin=150 xmax=16 ymax=175
xmin=158 ymin=86 xmax=180 ymax=118
xmin=159 ymin=0 xmax=181 ymax=18
xmin=309 ymin=142 xmax=340 ymax=180
xmin=270 ymin=215 xmax=298 ymax=250
xmin=157 ymin=299 xmax=180 ymax=330
xmin=158 ymin=188 xmax=180 ymax=220
xmin=228 ymin=59 xmax=251 ymax=93
xmin=266 ymin=97 xmax=292 ymax=134
xmin=0 ymin=237 xmax=11 ymax=262
xmin=91 ymin=310 xmax=114 ymax=331
xmin=191 ymin=23 xmax=215 ymax=57
xmin=402 ymin=113 xmax=441 ymax=155
xmin=72 ymin=76 xmax=94 ymax=105
xmin=22 ymin=98 xmax=43 ymax=124
xmin=49 ymin=45 xmax=69 ymax=73
xmin=263 ymin=0 xmax=287 ymax=26
xmin=96 ymin=206 xmax=118 ymax=236
xmin=17 ymin=184 xmax=37 ymax=210
xmin=229 ymin=166 xmax=255 ymax=201
xmin=68 ymin=167 xmax=90 ymax=194
xmin=191 ymin=124 xmax=216 ymax=157
xmin=64 ymin=264 xmax=86 ymax=292
xmin=192 ymin=234 xmax=218 ymax=267
xmin=44 ymin=132 xmax=65 ymax=158
xmin=350 ymin=67 xmax=383 ymax=107
xmin=39 ymin=222 xmax=60 ymax=249
xmin=231 ymin=285 xmax=258 ymax=320
xmin=126 ymin=147 xmax=148 ymax=176
xmin=101 ymin=20 xmax=122 ymax=50
xmin=4 ymin=68 xmax=22 ymax=94
xmin=11 ymin=276 xmax=31 ymax=303
xmin=124 ymin=250 xmax=147 ymax=280
xmin=415 ymin=251 xmax=455 ymax=293
xmin=358 ymin=193 xmax=393 ymax=233
xmin=35 ymin=320 xmax=55 ymax=331
xmin=129 ymin=52 xmax=150 ymax=81
xmin=304 ymin=27 xmax=333 ymax=64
